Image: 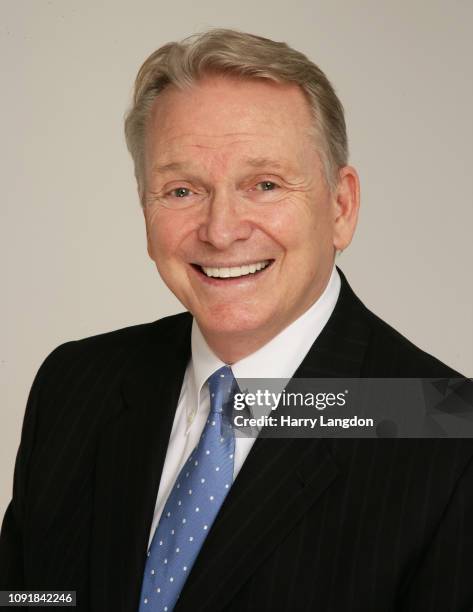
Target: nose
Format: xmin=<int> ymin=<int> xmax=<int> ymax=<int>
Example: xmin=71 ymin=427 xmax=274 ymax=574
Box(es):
xmin=197 ymin=189 xmax=252 ymax=250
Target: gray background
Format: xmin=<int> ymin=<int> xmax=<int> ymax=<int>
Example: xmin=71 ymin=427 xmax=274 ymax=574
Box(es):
xmin=1 ymin=0 xmax=472 ymax=520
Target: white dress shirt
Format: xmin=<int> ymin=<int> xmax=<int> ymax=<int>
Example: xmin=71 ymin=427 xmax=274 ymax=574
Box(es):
xmin=147 ymin=266 xmax=341 ymax=547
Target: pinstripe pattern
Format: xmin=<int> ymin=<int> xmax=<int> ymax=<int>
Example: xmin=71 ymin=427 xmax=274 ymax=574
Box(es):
xmin=1 ymin=268 xmax=472 ymax=611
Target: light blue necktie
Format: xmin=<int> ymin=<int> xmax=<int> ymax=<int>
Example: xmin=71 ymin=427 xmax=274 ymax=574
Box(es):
xmin=139 ymin=365 xmax=237 ymax=611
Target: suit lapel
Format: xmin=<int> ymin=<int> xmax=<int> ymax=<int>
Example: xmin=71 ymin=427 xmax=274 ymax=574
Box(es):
xmin=175 ymin=269 xmax=373 ymax=611
xmin=294 ymin=267 xmax=372 ymax=379
xmin=89 ymin=314 xmax=192 ymax=611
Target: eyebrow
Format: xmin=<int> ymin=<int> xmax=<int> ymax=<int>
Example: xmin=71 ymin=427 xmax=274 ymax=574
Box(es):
xmin=241 ymin=156 xmax=291 ymax=171
xmin=152 ymin=161 xmax=187 ymax=174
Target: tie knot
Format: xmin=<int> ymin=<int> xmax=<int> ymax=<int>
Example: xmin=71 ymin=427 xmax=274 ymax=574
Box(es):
xmin=207 ymin=366 xmax=236 ymax=415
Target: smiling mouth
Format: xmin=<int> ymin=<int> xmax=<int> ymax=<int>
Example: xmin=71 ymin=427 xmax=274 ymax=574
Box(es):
xmin=193 ymin=259 xmax=274 ymax=279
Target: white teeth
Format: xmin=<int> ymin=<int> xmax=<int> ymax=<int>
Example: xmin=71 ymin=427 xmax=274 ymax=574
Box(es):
xmin=201 ymin=260 xmax=270 ymax=278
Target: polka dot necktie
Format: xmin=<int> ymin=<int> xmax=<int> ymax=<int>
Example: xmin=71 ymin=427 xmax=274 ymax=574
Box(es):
xmin=139 ymin=366 xmax=237 ymax=611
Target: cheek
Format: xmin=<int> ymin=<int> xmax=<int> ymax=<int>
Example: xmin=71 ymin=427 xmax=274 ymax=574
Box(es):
xmin=146 ymin=209 xmax=191 ymax=262
xmin=299 ymin=196 xmax=335 ymax=248
xmin=263 ymin=196 xmax=332 ymax=253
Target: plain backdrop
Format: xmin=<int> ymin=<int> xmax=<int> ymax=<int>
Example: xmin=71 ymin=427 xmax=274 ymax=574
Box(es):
xmin=1 ymin=0 xmax=472 ymax=521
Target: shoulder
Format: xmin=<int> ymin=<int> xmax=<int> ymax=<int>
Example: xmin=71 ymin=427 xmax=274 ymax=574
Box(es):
xmin=22 ymin=312 xmax=193 ymax=454
xmin=361 ymin=305 xmax=461 ymax=377
xmin=335 ymin=268 xmax=462 ymax=378
xmin=35 ymin=311 xmax=193 ymax=385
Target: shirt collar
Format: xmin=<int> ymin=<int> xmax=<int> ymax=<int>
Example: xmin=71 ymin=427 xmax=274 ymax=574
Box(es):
xmin=188 ymin=265 xmax=341 ymax=424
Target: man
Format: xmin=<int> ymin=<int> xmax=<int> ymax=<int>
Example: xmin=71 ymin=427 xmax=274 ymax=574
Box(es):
xmin=1 ymin=29 xmax=472 ymax=612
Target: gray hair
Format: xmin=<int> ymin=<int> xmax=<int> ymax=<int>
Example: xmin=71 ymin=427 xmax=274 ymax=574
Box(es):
xmin=124 ymin=28 xmax=348 ymax=197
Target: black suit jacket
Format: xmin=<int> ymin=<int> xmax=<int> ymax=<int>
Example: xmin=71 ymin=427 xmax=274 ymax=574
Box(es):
xmin=1 ymin=269 xmax=472 ymax=611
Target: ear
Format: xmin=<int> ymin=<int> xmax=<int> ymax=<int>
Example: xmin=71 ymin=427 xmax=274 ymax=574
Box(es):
xmin=332 ymin=165 xmax=360 ymax=251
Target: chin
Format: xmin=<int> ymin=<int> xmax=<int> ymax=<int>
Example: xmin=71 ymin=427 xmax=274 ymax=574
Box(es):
xmin=196 ymin=307 xmax=272 ymax=337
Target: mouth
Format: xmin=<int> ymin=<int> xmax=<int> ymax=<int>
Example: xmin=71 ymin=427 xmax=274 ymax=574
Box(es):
xmin=192 ymin=259 xmax=274 ymax=280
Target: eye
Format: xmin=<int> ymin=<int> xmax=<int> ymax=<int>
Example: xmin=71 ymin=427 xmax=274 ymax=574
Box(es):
xmin=246 ymin=179 xmax=285 ymax=204
xmin=255 ymin=181 xmax=278 ymax=191
xmin=150 ymin=184 xmax=207 ymax=209
xmin=169 ymin=187 xmax=193 ymax=198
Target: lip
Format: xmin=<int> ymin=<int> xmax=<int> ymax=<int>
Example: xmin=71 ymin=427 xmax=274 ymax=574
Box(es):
xmin=189 ymin=260 xmax=275 ymax=286
xmin=192 ymin=260 xmax=272 ymax=269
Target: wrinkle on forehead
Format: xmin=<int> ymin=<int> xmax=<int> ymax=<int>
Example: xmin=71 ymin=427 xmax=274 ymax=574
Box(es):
xmin=166 ymin=131 xmax=257 ymax=141
xmin=152 ymin=154 xmax=299 ymax=176
xmin=145 ymin=131 xmax=267 ymax=167
xmin=148 ymin=131 xmax=268 ymax=150
xmin=148 ymin=136 xmax=320 ymax=184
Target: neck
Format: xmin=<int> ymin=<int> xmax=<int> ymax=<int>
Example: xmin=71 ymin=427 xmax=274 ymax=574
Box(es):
xmin=201 ymin=328 xmax=282 ymax=365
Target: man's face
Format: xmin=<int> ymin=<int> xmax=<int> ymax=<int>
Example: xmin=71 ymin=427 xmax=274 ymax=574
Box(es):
xmin=142 ymin=75 xmax=354 ymax=353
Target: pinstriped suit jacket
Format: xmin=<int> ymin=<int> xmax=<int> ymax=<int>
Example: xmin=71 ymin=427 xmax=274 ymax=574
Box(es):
xmin=1 ymin=269 xmax=472 ymax=611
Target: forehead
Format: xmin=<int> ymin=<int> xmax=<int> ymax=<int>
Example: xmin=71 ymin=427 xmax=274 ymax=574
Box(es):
xmin=144 ymin=75 xmax=316 ymax=166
